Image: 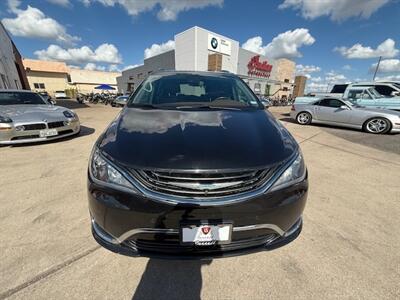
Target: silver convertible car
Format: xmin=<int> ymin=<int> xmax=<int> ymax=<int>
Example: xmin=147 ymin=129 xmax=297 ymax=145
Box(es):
xmin=291 ymin=97 xmax=400 ymax=134
xmin=0 ymin=90 xmax=80 ymax=145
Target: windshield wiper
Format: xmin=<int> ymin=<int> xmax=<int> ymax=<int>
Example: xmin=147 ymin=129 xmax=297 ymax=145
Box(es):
xmin=175 ymin=104 xmax=241 ymax=111
xmin=129 ymin=103 xmax=160 ymax=109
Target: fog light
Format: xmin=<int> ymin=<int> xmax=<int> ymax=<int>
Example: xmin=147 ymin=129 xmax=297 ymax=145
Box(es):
xmin=15 ymin=125 xmax=25 ymax=131
xmin=63 ymin=120 xmax=71 ymax=126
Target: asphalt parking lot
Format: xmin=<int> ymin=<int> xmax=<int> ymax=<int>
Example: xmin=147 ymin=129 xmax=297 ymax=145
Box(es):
xmin=1 ymin=101 xmax=399 ymax=299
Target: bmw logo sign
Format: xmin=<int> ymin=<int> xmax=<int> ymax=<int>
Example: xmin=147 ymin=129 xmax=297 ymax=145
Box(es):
xmin=211 ymin=37 xmax=218 ymax=49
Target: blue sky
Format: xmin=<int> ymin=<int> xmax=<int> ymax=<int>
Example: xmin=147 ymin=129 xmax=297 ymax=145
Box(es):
xmin=1 ymin=0 xmax=400 ymax=91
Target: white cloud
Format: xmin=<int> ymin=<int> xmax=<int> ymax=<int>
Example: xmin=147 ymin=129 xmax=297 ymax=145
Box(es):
xmin=84 ymin=63 xmax=106 ymax=71
xmin=305 ymin=82 xmax=329 ymax=93
xmin=342 ymin=64 xmax=352 ymax=70
xmin=335 ymin=39 xmax=399 ymax=59
xmin=242 ymin=28 xmax=315 ymax=59
xmin=296 ymin=64 xmax=321 ymax=75
xmin=371 ymin=59 xmax=400 ymax=73
xmin=375 ymin=74 xmax=400 ymax=81
xmin=279 ymin=0 xmax=390 ymax=22
xmin=68 ymin=65 xmax=81 ymax=69
xmin=325 ymin=71 xmax=347 ymax=82
xmin=122 ymin=64 xmax=141 ymax=71
xmin=83 ymin=0 xmax=223 ymax=21
xmin=2 ymin=1 xmax=79 ymax=45
xmin=310 ymin=76 xmax=322 ymax=82
xmin=144 ymin=40 xmax=175 ymax=59
xmin=34 ymin=43 xmax=122 ymax=65
xmin=305 ymin=71 xmax=348 ymax=93
xmin=47 ymin=0 xmax=70 ymax=7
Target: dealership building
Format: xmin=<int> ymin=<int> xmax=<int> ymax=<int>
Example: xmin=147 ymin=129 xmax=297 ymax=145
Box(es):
xmin=117 ymin=26 xmax=295 ymax=98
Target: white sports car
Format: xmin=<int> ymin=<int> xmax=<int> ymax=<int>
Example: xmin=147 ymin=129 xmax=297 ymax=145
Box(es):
xmin=0 ymin=90 xmax=80 ymax=145
xmin=291 ymin=97 xmax=400 ymax=134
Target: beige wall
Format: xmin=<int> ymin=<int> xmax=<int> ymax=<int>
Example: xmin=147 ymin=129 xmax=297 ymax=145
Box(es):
xmin=74 ymin=83 xmax=118 ymax=94
xmin=269 ymin=58 xmax=295 ymax=99
xmin=26 ymin=70 xmax=69 ymax=97
xmin=69 ymin=69 xmax=120 ymax=94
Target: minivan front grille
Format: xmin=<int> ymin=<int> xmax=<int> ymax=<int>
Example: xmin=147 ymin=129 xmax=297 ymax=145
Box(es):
xmin=131 ymin=168 xmax=277 ymax=198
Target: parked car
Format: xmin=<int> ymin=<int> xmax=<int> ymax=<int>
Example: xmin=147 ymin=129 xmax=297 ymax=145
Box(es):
xmin=112 ymin=95 xmax=129 ymax=107
xmin=326 ymin=82 xmax=400 ymax=97
xmin=296 ymin=87 xmax=400 ymax=111
xmin=347 ymin=82 xmax=400 ymax=97
xmin=88 ymin=71 xmax=308 ymax=258
xmin=38 ymin=91 xmax=54 ymax=104
xmin=291 ymin=97 xmax=400 ymax=134
xmin=0 ymin=90 xmax=80 ymax=145
xmin=54 ymin=90 xmax=67 ymax=99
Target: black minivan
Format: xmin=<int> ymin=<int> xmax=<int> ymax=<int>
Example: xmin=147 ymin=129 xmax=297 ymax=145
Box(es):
xmin=88 ymin=71 xmax=308 ymax=258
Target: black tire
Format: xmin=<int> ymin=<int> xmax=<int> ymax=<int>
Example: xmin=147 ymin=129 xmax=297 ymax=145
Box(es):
xmin=296 ymin=112 xmax=312 ymax=125
xmin=363 ymin=117 xmax=391 ymax=134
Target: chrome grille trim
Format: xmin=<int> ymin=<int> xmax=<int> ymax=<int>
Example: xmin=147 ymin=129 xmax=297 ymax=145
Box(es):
xmin=131 ymin=168 xmax=277 ymax=198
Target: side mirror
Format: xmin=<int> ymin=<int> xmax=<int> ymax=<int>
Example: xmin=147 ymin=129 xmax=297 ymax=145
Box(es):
xmin=391 ymin=91 xmax=400 ymax=97
xmin=49 ymin=99 xmax=56 ymax=105
xmin=340 ymin=105 xmax=350 ymax=110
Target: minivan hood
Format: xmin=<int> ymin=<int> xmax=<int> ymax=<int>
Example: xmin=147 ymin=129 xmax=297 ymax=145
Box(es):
xmin=98 ymin=108 xmax=298 ymax=170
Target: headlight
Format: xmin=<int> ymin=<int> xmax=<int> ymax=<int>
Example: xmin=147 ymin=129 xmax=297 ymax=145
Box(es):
xmin=63 ymin=110 xmax=76 ymax=118
xmin=0 ymin=115 xmax=13 ymax=123
xmin=270 ymin=152 xmax=306 ymax=191
xmin=90 ymin=148 xmax=135 ymax=190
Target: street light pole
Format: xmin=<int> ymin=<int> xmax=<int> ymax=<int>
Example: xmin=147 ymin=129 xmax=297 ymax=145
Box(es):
xmin=373 ymin=56 xmax=382 ymax=81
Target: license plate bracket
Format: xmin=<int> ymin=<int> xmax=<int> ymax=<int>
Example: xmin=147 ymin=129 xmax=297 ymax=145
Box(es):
xmin=180 ymin=220 xmax=233 ymax=246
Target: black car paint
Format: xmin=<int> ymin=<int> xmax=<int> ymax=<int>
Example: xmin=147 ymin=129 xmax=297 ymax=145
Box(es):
xmin=99 ymin=108 xmax=297 ymax=170
xmin=88 ymin=71 xmax=307 ymax=258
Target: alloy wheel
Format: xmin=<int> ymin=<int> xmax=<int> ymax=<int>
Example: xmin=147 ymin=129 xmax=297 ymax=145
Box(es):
xmin=297 ymin=112 xmax=311 ymax=125
xmin=366 ymin=118 xmax=388 ymax=134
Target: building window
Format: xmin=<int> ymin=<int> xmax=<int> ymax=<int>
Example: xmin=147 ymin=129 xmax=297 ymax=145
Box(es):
xmin=34 ymin=83 xmax=45 ymax=89
xmin=137 ymin=73 xmax=143 ymax=79
xmin=282 ymin=87 xmax=288 ymax=91
xmin=284 ymin=79 xmax=290 ymax=83
xmin=254 ymin=83 xmax=261 ymax=93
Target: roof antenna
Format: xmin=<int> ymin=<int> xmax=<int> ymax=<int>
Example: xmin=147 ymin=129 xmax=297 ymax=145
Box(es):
xmin=372 ymin=56 xmax=382 ymax=82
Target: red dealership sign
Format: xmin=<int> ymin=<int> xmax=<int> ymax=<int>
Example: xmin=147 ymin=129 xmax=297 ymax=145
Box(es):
xmin=247 ymin=55 xmax=273 ymax=78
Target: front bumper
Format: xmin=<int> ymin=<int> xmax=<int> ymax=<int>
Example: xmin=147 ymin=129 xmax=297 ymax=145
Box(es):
xmin=0 ymin=120 xmax=80 ymax=145
xmin=88 ymin=174 xmax=308 ymax=258
xmin=391 ymin=122 xmax=400 ymax=133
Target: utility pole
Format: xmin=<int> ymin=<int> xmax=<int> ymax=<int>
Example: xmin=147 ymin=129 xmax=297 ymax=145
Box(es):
xmin=373 ymin=56 xmax=382 ymax=81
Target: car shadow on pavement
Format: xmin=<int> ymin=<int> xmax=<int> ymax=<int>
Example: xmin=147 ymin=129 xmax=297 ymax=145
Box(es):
xmin=279 ymin=117 xmax=297 ymax=124
xmin=132 ymin=259 xmax=212 ymax=300
xmin=55 ymin=99 xmax=90 ymax=109
xmin=78 ymin=125 xmax=95 ymax=137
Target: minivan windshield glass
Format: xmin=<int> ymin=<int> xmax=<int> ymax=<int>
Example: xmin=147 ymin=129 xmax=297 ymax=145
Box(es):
xmin=128 ymin=73 xmax=261 ymax=109
xmin=0 ymin=92 xmax=47 ymax=105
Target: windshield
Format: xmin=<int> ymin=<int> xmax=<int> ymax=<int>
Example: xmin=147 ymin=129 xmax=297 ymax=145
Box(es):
xmin=368 ymin=88 xmax=383 ymax=98
xmin=392 ymin=83 xmax=400 ymax=89
xmin=0 ymin=92 xmax=47 ymax=105
xmin=128 ymin=73 xmax=262 ymax=109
